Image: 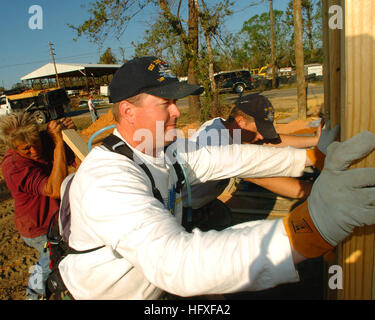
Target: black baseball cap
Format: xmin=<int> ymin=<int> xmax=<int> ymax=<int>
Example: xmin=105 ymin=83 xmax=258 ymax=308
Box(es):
xmin=109 ymin=56 xmax=204 ymax=103
xmin=235 ymin=93 xmax=280 ymax=143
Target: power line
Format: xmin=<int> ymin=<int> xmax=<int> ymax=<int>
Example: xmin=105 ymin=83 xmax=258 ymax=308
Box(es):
xmin=0 ymin=52 xmax=98 ymax=69
xmin=231 ymin=0 xmax=265 ymax=14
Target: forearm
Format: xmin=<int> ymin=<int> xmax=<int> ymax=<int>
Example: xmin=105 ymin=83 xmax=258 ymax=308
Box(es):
xmin=44 ymin=140 xmax=67 ymax=198
xmin=245 ymin=177 xmax=312 ymax=199
xmin=174 ymin=141 xmax=307 ymax=185
xmin=265 ymin=134 xmax=318 ymax=149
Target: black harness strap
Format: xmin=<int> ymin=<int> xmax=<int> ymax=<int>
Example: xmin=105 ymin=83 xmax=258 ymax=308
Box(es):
xmin=102 ymin=134 xmax=166 ymax=204
xmin=49 ymin=134 xmax=186 ymax=257
xmin=172 ymin=162 xmax=185 ymax=193
xmin=46 ymin=134 xmax=188 ymax=299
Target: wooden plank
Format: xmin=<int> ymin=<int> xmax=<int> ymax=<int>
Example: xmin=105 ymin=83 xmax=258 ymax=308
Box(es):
xmin=328 ymin=0 xmax=344 ymax=127
xmin=322 ymin=0 xmax=330 ymax=120
xmin=231 ymin=209 xmax=288 ymax=222
xmin=336 ymin=0 xmax=375 ymax=300
xmin=323 ymin=0 xmax=345 ymax=300
xmin=62 ymin=129 xmax=89 ymax=161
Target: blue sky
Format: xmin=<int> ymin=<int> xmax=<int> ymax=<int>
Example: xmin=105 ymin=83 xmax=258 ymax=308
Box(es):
xmin=0 ymin=0 xmax=289 ymax=89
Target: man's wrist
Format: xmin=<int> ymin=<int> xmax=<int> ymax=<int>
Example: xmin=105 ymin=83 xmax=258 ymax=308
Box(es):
xmin=52 ymin=135 xmax=64 ymax=146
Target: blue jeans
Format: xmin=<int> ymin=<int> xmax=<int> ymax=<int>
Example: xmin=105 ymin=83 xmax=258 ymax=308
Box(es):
xmin=22 ymin=234 xmax=51 ymax=299
xmin=90 ymin=109 xmax=98 ymax=123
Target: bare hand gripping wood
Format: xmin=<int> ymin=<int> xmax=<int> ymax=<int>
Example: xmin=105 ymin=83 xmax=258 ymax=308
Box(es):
xmin=62 ymin=129 xmax=89 ymax=161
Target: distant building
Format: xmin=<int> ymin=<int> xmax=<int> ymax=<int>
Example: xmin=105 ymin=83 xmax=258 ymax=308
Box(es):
xmin=21 ymin=63 xmax=121 ymax=92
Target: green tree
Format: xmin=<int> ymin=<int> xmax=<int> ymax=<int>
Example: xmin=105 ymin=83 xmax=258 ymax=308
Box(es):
xmin=134 ymin=14 xmax=186 ymax=76
xmin=99 ymin=47 xmax=118 ymax=64
xmin=70 ymin=0 xmax=204 ymax=119
xmin=195 ymin=0 xmax=233 ymax=118
xmin=240 ymin=10 xmax=292 ymax=69
xmin=69 ymin=0 xmax=235 ymax=120
xmin=69 ymin=1 xmax=155 ymax=44
xmin=285 ymin=0 xmax=323 ymax=63
xmin=11 ymin=82 xmax=28 ymax=90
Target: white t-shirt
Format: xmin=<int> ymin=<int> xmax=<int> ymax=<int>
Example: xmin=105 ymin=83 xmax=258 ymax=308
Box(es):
xmin=88 ymin=99 xmax=95 ymax=112
xmin=59 ymin=128 xmax=306 ymax=299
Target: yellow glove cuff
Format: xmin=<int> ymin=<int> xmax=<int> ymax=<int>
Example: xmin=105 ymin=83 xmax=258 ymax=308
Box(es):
xmin=283 ymin=201 xmax=334 ymax=258
xmin=306 ymin=147 xmax=326 ymax=171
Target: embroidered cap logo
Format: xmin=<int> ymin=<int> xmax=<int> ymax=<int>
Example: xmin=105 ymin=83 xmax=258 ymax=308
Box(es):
xmin=147 ymin=59 xmax=177 ymax=83
xmin=264 ymin=107 xmax=275 ymax=122
xmin=157 ymin=62 xmax=176 ymax=82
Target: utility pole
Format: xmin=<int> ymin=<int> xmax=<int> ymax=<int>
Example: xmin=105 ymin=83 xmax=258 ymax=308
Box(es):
xmin=270 ymin=0 xmax=277 ymax=89
xmin=48 ymin=41 xmax=60 ymax=88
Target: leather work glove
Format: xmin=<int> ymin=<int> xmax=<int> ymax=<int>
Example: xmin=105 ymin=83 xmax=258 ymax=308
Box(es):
xmin=305 ymin=121 xmax=340 ymax=171
xmin=317 ymin=120 xmax=340 ymax=155
xmin=284 ymin=131 xmax=375 ymax=258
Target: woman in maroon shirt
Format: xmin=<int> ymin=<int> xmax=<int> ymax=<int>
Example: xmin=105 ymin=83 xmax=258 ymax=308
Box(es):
xmin=0 ymin=112 xmax=76 ymax=299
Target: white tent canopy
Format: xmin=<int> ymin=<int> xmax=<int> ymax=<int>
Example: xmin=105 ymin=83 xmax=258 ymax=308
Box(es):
xmin=21 ymin=63 xmax=121 ymax=81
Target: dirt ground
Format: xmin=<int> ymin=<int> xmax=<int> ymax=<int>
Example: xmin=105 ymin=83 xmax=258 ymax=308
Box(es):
xmin=0 ymin=90 xmax=324 ymax=300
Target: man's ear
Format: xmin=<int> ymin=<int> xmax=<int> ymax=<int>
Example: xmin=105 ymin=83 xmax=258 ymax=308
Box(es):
xmin=235 ymin=116 xmax=246 ymax=128
xmin=119 ymin=100 xmax=135 ymax=124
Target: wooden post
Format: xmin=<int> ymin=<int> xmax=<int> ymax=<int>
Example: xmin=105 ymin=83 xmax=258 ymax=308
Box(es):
xmin=324 ymin=0 xmax=375 ymax=300
xmin=322 ymin=0 xmax=343 ymax=300
xmin=323 ymin=0 xmax=345 ymax=127
xmin=337 ymin=0 xmax=375 ymax=300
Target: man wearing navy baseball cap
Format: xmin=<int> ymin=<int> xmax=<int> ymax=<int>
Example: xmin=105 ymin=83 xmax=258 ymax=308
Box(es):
xmin=109 ymin=56 xmax=203 ymax=102
xmin=54 ymin=56 xmax=369 ymax=302
xmin=234 ymin=93 xmax=280 ymax=143
xmin=108 ymin=56 xmax=203 ymax=153
xmin=220 ymin=93 xmax=327 ymax=148
xmin=181 ymin=93 xmax=331 ymax=232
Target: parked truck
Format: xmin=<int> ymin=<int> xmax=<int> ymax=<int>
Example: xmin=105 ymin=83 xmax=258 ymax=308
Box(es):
xmin=0 ymin=88 xmax=69 ymax=124
xmin=252 ymin=65 xmax=280 ymax=89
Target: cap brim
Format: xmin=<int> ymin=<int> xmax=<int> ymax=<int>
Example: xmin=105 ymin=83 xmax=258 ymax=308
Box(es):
xmin=144 ymin=82 xmax=204 ymax=100
xmin=255 ymin=119 xmax=280 ymax=142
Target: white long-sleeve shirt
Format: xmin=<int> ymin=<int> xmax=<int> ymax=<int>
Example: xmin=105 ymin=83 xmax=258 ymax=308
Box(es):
xmin=59 ymin=128 xmax=306 ymax=299
xmin=182 ymin=117 xmax=233 ymax=208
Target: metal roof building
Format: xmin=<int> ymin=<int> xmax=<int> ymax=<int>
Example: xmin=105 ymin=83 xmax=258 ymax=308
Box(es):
xmin=21 ymin=63 xmax=122 ymax=92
